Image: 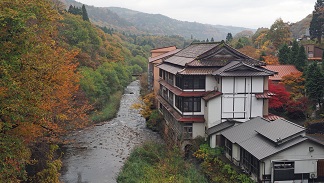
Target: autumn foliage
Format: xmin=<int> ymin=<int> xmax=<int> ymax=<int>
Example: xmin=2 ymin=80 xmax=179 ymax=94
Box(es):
xmin=0 ymin=0 xmax=91 ymax=181
xmin=262 ymin=55 xmax=279 ymax=65
xmin=268 ymin=81 xmax=290 ymax=109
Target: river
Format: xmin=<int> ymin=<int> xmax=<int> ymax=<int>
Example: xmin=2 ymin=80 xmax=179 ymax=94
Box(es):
xmin=60 ymin=80 xmax=162 ymax=183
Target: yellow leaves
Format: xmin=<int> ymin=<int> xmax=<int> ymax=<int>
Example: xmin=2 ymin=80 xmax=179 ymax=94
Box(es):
xmin=263 ymin=55 xmax=279 ymax=65
xmin=131 ymin=92 xmax=155 ymax=119
xmin=281 ymin=72 xmax=305 ymax=99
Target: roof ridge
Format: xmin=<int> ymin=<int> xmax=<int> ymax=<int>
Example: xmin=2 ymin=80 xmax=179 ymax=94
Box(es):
xmin=275 ymin=118 xmax=305 ymax=130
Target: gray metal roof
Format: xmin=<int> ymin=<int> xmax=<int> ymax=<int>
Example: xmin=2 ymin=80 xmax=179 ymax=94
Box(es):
xmin=164 ymin=56 xmax=194 ymax=66
xmin=221 ymin=117 xmax=309 ymax=160
xmin=157 ymin=63 xmax=182 ymax=74
xmin=221 ymin=116 xmax=269 ymax=144
xmin=255 ymin=118 xmax=305 ymax=143
xmin=207 ymin=120 xmax=236 ymax=135
xmin=240 ymin=134 xmax=307 ymax=160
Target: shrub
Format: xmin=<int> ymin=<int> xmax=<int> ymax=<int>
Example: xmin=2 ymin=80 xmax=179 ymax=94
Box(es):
xmin=146 ymin=110 xmax=163 ymax=131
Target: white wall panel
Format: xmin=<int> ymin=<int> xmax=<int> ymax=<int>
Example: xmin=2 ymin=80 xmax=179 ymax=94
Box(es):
xmin=234 ymin=95 xmax=246 ymax=118
xmin=222 ymin=95 xmax=234 ymax=118
xmin=251 ymin=95 xmax=263 ymax=117
xmin=235 ymin=77 xmax=246 ymax=93
xmin=206 ymin=76 xmax=217 ymax=91
xmin=207 ymin=97 xmax=221 ymax=128
xmin=222 ymin=77 xmax=234 ymax=93
xmin=252 ymin=77 xmax=264 ymax=93
xmin=193 ymin=123 xmax=205 ymax=138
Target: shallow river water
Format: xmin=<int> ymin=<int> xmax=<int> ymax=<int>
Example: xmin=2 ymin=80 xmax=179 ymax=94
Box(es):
xmin=60 ymin=80 xmax=162 ymax=183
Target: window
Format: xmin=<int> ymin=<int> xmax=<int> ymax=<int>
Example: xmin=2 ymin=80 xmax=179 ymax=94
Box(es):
xmin=159 ymin=69 xmax=162 ymax=78
xmin=183 ymin=123 xmax=193 ymax=139
xmin=273 ymin=161 xmax=295 ymax=181
xmin=176 ymin=96 xmax=201 ymax=112
xmin=176 ymin=75 xmax=205 ymax=90
xmin=241 ymin=149 xmax=260 ymax=177
xmin=225 ymin=139 xmax=232 ymax=157
xmin=168 ymin=72 xmax=174 ymax=85
xmin=168 ymin=91 xmax=174 ymax=104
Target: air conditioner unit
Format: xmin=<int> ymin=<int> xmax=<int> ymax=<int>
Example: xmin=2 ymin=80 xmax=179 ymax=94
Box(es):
xmin=310 ymin=172 xmax=317 ymax=179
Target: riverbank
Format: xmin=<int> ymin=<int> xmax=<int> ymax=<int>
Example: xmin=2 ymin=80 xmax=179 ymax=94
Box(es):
xmin=60 ymin=80 xmax=161 ymax=183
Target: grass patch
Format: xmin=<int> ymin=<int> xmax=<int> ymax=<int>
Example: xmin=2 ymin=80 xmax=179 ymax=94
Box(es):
xmin=117 ymin=142 xmax=208 ymax=183
xmin=91 ymin=91 xmax=123 ymax=122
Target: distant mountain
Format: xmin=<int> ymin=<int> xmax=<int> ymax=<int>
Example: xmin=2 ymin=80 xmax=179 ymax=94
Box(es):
xmin=63 ymin=0 xmax=254 ymax=41
xmin=290 ymin=14 xmax=312 ymax=39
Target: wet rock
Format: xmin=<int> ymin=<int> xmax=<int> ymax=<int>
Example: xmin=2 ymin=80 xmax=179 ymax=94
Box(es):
xmin=60 ymin=80 xmax=162 ymax=183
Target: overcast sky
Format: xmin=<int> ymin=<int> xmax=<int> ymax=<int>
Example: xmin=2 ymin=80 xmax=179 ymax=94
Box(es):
xmin=75 ymin=0 xmax=315 ymax=29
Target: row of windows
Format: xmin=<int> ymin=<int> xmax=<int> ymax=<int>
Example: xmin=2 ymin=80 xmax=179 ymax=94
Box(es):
xmin=159 ymin=70 xmax=174 ymax=85
xmin=176 ymin=75 xmax=205 ymax=90
xmin=175 ymin=96 xmax=201 ymax=112
xmin=241 ymin=148 xmax=260 ymax=177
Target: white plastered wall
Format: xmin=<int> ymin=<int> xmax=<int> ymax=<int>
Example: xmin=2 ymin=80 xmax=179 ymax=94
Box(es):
xmin=193 ymin=123 xmax=205 ymax=138
xmin=261 ymin=140 xmax=324 ymax=176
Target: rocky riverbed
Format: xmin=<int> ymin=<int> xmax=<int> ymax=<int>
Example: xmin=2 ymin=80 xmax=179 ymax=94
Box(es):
xmin=60 ymin=80 xmax=162 ymax=183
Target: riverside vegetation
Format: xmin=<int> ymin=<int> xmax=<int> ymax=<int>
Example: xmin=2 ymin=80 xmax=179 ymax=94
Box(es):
xmin=0 ymin=0 xmax=191 ymax=182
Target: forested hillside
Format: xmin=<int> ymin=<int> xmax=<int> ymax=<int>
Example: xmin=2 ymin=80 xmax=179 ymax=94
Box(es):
xmin=62 ymin=0 xmax=254 ymax=41
xmin=0 ymin=0 xmax=192 ymax=182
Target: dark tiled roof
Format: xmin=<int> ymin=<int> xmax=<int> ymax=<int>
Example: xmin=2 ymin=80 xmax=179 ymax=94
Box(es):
xmin=164 ymin=42 xmax=264 ymax=67
xmin=178 ymin=68 xmax=218 ymax=75
xmin=159 ymin=79 xmax=209 ymax=97
xmin=212 ymin=61 xmax=276 ymax=77
xmin=157 ymin=95 xmax=205 ymax=123
xmin=175 ymin=43 xmax=219 ymax=58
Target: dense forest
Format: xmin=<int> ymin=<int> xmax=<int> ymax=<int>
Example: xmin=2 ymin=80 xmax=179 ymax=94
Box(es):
xmin=0 ymin=0 xmax=192 ymax=182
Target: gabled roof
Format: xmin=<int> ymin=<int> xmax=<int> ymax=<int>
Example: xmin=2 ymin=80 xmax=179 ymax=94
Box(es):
xmin=212 ymin=61 xmax=276 ymax=77
xmin=222 ymin=117 xmax=269 ymax=144
xmin=221 ymin=117 xmax=311 ymax=160
xmin=255 ymin=118 xmax=305 ymax=144
xmin=163 ymin=42 xmax=265 ymax=67
xmin=263 ymin=65 xmax=301 ymax=81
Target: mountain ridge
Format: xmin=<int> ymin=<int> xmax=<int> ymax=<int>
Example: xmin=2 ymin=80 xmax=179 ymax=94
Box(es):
xmin=63 ymin=0 xmax=255 ymax=40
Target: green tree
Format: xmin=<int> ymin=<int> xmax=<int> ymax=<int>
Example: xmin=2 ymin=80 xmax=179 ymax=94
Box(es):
xmin=305 ymin=63 xmax=324 ymax=107
xmin=278 ymin=44 xmax=290 ymax=64
xmin=210 ymin=37 xmax=214 ymax=42
xmin=82 ymin=4 xmax=90 ymax=21
xmin=310 ymin=0 xmax=324 ymax=44
xmin=267 ymin=18 xmax=291 ymax=50
xmin=321 ymin=51 xmax=324 ymax=70
xmin=226 ymin=33 xmax=233 ymax=43
xmin=295 ymin=45 xmax=307 ymax=71
xmin=289 ymin=40 xmax=299 ymax=64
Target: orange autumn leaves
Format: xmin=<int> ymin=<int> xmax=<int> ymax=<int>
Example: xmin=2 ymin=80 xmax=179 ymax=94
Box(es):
xmin=0 ymin=0 xmax=90 ymax=142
